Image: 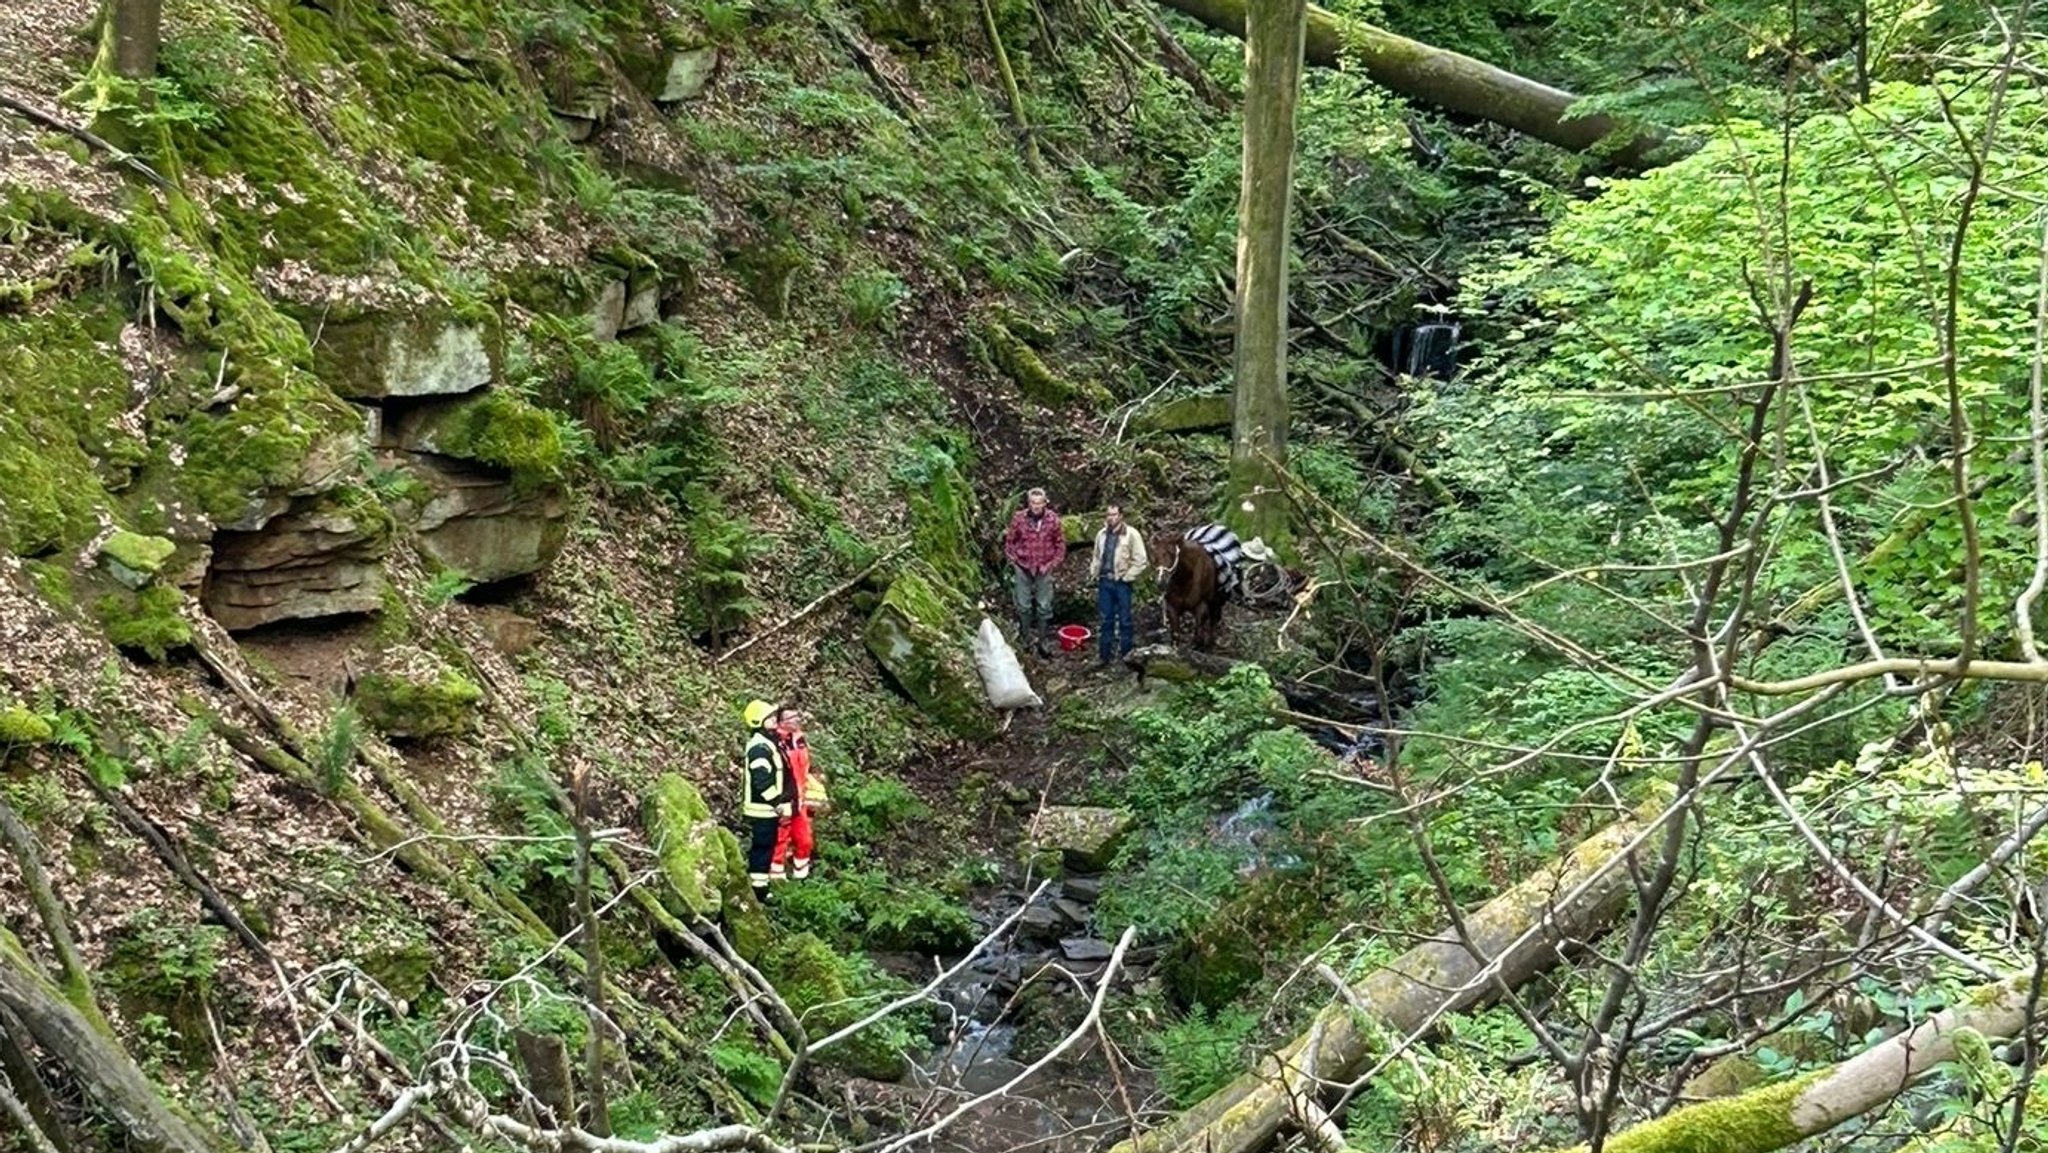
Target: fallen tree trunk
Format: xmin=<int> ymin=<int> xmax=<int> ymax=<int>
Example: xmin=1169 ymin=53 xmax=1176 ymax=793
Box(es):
xmin=1557 ymin=973 xmax=2037 ymax=1153
xmin=1153 ymin=0 xmax=1675 ymax=168
xmin=0 ymin=932 xmax=220 ymax=1153
xmin=1111 ymin=789 xmax=1666 ymax=1153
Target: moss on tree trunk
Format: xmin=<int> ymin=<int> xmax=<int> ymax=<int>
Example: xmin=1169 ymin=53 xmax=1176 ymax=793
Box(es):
xmin=1222 ymin=0 xmax=1301 ymax=557
xmin=1114 ymin=789 xmax=1671 ymax=1153
xmin=1155 ymin=0 xmax=1674 ymax=168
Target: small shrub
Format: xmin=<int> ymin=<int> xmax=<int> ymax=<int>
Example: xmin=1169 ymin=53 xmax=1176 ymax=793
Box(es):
xmin=830 ymin=773 xmax=927 ymax=844
xmin=312 ymin=704 xmax=360 ymax=794
xmin=1152 ymin=1006 xmax=1259 ymax=1107
xmin=844 ymin=270 xmax=909 ymax=331
xmin=709 ymin=1040 xmax=782 ymax=1108
xmin=422 ymin=569 xmax=477 ymax=607
xmin=680 ymin=488 xmax=764 ymax=648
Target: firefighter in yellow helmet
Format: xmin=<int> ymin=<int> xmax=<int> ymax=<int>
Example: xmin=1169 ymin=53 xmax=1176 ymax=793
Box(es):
xmin=740 ymin=699 xmax=796 ymax=903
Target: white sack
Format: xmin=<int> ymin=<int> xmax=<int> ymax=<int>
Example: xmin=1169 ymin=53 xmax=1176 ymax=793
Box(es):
xmin=973 ymin=617 xmax=1043 ymax=709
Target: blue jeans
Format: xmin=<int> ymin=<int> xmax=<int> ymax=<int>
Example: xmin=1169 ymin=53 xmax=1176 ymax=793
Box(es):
xmin=1097 ymin=579 xmax=1133 ymax=661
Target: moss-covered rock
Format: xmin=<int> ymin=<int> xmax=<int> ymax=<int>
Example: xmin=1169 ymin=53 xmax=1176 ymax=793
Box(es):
xmin=403 ymin=454 xmax=570 ymax=584
xmin=0 ymin=706 xmax=54 ymax=745
xmin=645 ymin=773 xmax=769 ymax=959
xmin=357 ymin=937 xmax=437 ymax=1003
xmin=308 ymin=314 xmax=498 ymax=400
xmin=656 ymin=46 xmax=719 ymax=102
xmin=1029 ymin=805 xmax=1133 ymax=874
xmin=863 ymin=563 xmax=992 ymax=739
xmin=726 ymin=235 xmax=804 ymax=319
xmin=99 ymin=531 xmax=178 ymax=589
xmin=1133 ymin=393 xmax=1232 ymax=434
xmin=352 ymin=661 xmax=482 ymax=740
xmin=94 ymin=585 xmax=196 ymax=662
xmin=760 ymin=932 xmax=909 ymax=1080
xmin=388 ymin=390 xmax=566 ymax=489
xmin=0 ymin=291 xmax=142 ymax=555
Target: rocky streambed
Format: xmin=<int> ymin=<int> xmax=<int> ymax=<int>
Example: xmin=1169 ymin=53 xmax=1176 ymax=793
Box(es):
xmin=837 ymin=806 xmax=1158 ymax=1152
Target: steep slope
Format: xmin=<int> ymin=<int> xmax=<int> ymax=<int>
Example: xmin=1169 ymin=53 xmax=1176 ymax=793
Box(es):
xmin=0 ymin=0 xmax=1250 ymax=1145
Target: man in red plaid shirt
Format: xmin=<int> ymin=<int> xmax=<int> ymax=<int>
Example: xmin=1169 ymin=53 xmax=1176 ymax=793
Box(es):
xmin=1003 ymin=487 xmax=1067 ymax=656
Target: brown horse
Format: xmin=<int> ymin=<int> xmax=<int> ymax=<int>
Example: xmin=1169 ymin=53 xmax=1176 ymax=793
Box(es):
xmin=1154 ymin=534 xmax=1227 ymax=651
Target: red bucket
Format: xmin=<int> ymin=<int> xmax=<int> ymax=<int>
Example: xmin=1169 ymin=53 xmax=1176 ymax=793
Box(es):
xmin=1056 ymin=624 xmax=1092 ymax=652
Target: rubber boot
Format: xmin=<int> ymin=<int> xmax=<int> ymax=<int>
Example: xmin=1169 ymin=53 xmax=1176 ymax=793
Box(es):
xmin=1036 ymin=620 xmax=1053 ymax=658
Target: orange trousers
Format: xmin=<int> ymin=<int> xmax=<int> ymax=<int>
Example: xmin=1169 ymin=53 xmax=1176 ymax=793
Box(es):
xmin=769 ymin=808 xmax=814 ymax=879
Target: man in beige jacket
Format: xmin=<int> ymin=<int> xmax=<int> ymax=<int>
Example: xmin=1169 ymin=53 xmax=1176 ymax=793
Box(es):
xmin=1091 ymin=504 xmax=1149 ymax=667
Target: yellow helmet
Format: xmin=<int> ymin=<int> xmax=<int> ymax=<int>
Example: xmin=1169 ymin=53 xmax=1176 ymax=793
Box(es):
xmin=742 ymin=699 xmax=778 ymax=728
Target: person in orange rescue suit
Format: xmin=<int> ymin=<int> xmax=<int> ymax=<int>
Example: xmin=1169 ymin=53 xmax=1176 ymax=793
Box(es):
xmin=740 ymin=699 xmax=796 ymax=903
xmin=769 ymin=710 xmax=816 ymax=881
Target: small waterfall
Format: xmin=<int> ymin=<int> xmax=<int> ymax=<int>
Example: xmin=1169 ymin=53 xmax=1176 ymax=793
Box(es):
xmin=1391 ymin=321 xmax=1461 ymax=380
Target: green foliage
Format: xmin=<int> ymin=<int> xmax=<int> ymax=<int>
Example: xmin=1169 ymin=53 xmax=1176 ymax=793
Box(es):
xmin=1118 ymin=665 xmax=1288 ymax=819
xmin=0 ymin=772 xmax=66 ymax=825
xmin=1152 ymin=1005 xmax=1259 ymax=1107
xmin=709 ymin=1040 xmax=783 ymax=1109
xmin=422 ymin=568 xmax=477 ymax=607
xmin=828 ymin=771 xmax=928 ymax=845
xmin=485 ymin=754 xmax=579 ymax=900
xmin=758 ymin=931 xmax=918 ymax=1080
xmin=312 ymin=704 xmax=361 ymax=795
xmin=105 ymin=908 xmax=228 ymax=1056
xmin=1445 ymin=71 xmax=2048 ymax=657
xmin=843 ymin=268 xmax=909 ymax=331
xmin=679 ymin=487 xmax=764 ymax=646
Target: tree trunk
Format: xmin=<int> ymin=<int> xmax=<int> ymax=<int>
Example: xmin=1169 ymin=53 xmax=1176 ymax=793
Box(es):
xmin=106 ymin=0 xmax=161 ymax=79
xmin=1223 ymin=0 xmax=1302 ymax=555
xmin=1553 ymin=973 xmax=2037 ymax=1153
xmin=0 ymin=934 xmax=219 ymax=1153
xmin=1111 ymin=789 xmax=1668 ymax=1153
xmin=514 ymin=1030 xmax=577 ymax=1127
xmin=0 ymin=1006 xmax=75 ymax=1153
xmin=1154 ymin=0 xmax=1674 ymax=168
xmin=572 ymin=774 xmax=611 ymax=1137
xmin=0 ymin=794 xmax=110 ymax=1031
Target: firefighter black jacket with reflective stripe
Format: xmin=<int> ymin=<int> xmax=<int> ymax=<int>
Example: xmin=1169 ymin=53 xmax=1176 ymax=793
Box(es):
xmin=743 ymin=729 xmax=795 ymax=819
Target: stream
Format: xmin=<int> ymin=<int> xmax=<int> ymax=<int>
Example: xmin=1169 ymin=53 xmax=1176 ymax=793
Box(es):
xmin=843 ymin=781 xmax=1368 ymax=1151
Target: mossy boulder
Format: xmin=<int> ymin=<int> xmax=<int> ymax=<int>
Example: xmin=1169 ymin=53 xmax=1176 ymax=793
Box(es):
xmin=760 ymin=932 xmax=909 ymax=1080
xmin=645 ymin=773 xmax=769 ymax=960
xmin=307 ymin=314 xmax=499 ymax=400
xmin=352 ymin=655 xmax=482 ymax=740
xmin=1133 ymin=393 xmax=1232 ymax=434
xmin=0 ymin=706 xmax=53 ymax=745
xmin=99 ymin=531 xmax=178 ymax=589
xmin=356 ymin=936 xmax=437 ymax=1003
xmin=388 ymin=391 xmax=566 ymax=489
xmin=863 ymin=563 xmax=993 ymax=739
xmin=93 ymin=585 xmax=196 ymax=662
xmin=1029 ymin=805 xmax=1132 ymax=875
xmin=657 ymin=46 xmax=719 ymax=102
